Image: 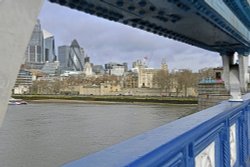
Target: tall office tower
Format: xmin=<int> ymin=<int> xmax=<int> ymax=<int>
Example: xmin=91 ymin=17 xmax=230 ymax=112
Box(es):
xmin=43 ymin=30 xmax=56 ymax=62
xmin=58 ymin=39 xmax=85 ymax=71
xmin=25 ymin=19 xmax=45 ymax=69
xmin=58 ymin=45 xmax=70 ymax=70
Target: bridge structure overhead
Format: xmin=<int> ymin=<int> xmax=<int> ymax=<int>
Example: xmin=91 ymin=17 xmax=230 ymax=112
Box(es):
xmin=49 ymin=0 xmax=250 ymax=54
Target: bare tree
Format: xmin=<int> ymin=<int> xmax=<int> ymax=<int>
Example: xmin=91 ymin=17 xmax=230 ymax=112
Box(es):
xmin=153 ymin=69 xmax=172 ymax=95
xmin=173 ymin=70 xmax=197 ymax=97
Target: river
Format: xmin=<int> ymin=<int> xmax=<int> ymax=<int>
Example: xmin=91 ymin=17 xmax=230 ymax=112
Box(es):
xmin=0 ymin=102 xmax=196 ymax=167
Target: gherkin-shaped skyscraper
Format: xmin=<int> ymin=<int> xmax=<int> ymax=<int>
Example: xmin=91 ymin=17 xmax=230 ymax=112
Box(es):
xmin=67 ymin=39 xmax=85 ymax=71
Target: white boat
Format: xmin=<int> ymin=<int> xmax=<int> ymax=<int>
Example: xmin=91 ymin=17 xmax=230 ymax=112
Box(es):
xmin=8 ymin=98 xmax=27 ymax=105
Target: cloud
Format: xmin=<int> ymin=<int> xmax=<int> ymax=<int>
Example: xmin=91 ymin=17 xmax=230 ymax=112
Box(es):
xmin=39 ymin=0 xmax=222 ymax=71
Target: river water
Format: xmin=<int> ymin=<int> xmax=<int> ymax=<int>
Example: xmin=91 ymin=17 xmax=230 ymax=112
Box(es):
xmin=0 ymin=102 xmax=196 ymax=167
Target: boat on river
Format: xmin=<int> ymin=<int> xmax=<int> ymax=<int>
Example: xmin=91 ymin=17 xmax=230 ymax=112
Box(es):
xmin=8 ymin=98 xmax=27 ymax=105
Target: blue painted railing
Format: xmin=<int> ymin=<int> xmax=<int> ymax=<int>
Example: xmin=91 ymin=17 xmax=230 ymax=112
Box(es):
xmin=62 ymin=94 xmax=250 ymax=167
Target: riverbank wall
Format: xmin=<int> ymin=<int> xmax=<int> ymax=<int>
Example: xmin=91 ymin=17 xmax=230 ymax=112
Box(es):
xmin=12 ymin=95 xmax=197 ymax=105
xmin=198 ymin=83 xmax=229 ymax=110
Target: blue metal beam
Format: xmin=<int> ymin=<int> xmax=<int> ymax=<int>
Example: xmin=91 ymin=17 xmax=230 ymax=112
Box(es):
xmin=49 ymin=0 xmax=250 ymax=53
xmin=223 ymin=0 xmax=250 ymax=29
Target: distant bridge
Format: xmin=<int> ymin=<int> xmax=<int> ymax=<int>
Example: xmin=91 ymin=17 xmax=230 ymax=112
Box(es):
xmin=0 ymin=0 xmax=250 ymax=166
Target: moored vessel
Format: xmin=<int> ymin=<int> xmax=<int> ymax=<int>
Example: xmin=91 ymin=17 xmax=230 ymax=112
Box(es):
xmin=8 ymin=98 xmax=27 ymax=105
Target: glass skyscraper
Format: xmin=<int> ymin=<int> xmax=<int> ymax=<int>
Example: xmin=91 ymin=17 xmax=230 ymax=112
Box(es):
xmin=43 ymin=30 xmax=56 ymax=62
xmin=58 ymin=39 xmax=85 ymax=71
xmin=25 ymin=20 xmax=57 ymax=69
xmin=58 ymin=45 xmax=70 ymax=70
xmin=25 ymin=20 xmax=45 ymax=69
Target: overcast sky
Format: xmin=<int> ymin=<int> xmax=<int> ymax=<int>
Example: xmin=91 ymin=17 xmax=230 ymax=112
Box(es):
xmin=38 ymin=0 xmax=222 ymax=71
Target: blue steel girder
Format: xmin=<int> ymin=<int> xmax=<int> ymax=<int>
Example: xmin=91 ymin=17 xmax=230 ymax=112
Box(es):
xmin=223 ymin=0 xmax=250 ymax=29
xmin=49 ymin=0 xmax=250 ymax=54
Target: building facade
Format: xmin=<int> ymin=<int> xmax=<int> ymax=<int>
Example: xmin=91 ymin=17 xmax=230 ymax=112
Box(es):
xmin=43 ymin=30 xmax=56 ymax=62
xmin=41 ymin=61 xmax=60 ymax=76
xmin=123 ymin=72 xmax=138 ymax=88
xmin=83 ymin=57 xmax=93 ymax=76
xmin=138 ymin=68 xmax=158 ymax=88
xmin=13 ymin=70 xmax=33 ymax=94
xmin=58 ymin=45 xmax=70 ymax=70
xmin=25 ymin=20 xmax=45 ymax=69
xmin=105 ymin=62 xmax=127 ymax=76
xmin=58 ymin=39 xmax=85 ymax=71
xmin=92 ymin=65 xmax=105 ymax=75
xmin=84 ymin=62 xmax=93 ymax=76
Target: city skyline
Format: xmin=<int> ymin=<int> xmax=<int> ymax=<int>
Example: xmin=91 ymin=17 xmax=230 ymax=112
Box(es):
xmin=38 ymin=0 xmax=222 ymax=71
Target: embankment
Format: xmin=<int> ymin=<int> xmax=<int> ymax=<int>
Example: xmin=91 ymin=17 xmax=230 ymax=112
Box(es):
xmin=12 ymin=95 xmax=198 ymax=105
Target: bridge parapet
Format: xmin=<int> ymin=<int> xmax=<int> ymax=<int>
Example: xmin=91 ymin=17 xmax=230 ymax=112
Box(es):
xmin=62 ymin=94 xmax=250 ymax=167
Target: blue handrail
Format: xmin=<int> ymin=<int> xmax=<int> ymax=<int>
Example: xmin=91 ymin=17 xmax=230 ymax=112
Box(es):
xmin=62 ymin=94 xmax=250 ymax=167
